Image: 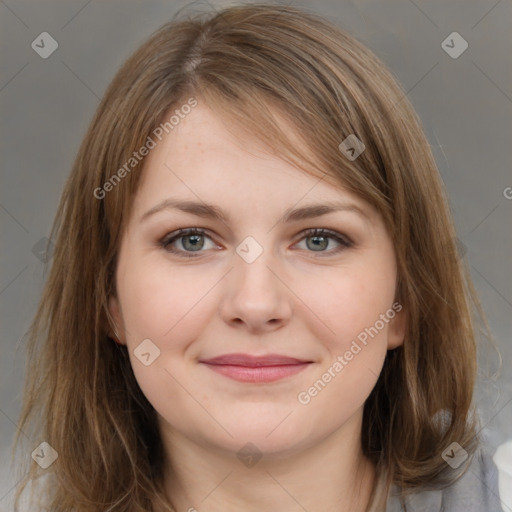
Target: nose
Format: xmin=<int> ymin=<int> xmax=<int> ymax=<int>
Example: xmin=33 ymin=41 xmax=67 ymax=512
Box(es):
xmin=218 ymin=246 xmax=293 ymax=334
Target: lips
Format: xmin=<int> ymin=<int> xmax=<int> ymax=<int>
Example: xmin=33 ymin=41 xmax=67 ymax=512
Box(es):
xmin=200 ymin=353 xmax=311 ymax=367
xmin=199 ymin=353 xmax=313 ymax=383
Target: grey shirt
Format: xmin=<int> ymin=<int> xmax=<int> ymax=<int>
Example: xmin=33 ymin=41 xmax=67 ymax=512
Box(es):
xmin=385 ymin=447 xmax=503 ymax=512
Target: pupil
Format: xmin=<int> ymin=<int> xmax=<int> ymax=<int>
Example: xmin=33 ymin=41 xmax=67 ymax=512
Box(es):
xmin=308 ymin=236 xmax=327 ymax=251
xmin=184 ymin=235 xmax=203 ymax=251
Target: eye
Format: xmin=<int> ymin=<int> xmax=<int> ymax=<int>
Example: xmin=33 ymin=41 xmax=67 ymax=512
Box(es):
xmin=160 ymin=227 xmax=353 ymax=259
xmin=160 ymin=228 xmax=218 ymax=258
xmin=294 ymin=228 xmax=352 ymax=256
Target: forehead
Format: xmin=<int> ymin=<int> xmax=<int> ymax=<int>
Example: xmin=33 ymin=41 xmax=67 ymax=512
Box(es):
xmin=134 ymin=103 xmax=371 ymax=215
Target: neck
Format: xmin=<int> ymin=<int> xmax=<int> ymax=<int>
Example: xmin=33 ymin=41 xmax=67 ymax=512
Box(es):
xmin=158 ymin=411 xmax=376 ymax=512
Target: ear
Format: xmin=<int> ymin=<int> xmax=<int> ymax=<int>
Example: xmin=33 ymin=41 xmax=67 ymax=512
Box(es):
xmin=387 ymin=304 xmax=406 ymax=350
xmin=107 ymin=294 xmax=126 ymax=345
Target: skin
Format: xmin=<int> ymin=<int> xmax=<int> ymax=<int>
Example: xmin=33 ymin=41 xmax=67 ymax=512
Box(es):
xmin=108 ymin=100 xmax=405 ymax=512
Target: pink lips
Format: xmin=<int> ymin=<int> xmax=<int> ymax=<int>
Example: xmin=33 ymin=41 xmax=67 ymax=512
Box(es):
xmin=199 ymin=353 xmax=312 ymax=383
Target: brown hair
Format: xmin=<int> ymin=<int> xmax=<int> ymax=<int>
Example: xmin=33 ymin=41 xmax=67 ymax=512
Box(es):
xmin=12 ymin=3 xmax=491 ymax=511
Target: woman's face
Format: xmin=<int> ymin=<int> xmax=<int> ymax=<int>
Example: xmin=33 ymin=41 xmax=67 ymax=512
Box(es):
xmin=108 ymin=101 xmax=405 ymax=457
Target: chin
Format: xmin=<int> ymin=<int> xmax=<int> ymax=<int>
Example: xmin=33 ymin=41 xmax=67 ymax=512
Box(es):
xmin=199 ymin=413 xmax=321 ymax=458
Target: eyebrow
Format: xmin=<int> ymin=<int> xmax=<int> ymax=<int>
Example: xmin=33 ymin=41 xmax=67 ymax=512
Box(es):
xmin=140 ymin=198 xmax=370 ymax=225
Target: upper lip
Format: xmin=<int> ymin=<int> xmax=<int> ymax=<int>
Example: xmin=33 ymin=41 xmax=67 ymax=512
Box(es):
xmin=200 ymin=353 xmax=312 ymax=367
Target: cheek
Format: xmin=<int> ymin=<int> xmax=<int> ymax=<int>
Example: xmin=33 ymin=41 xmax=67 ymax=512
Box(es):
xmin=293 ymin=266 xmax=395 ymax=416
xmin=301 ymin=262 xmax=397 ymax=352
xmin=119 ymin=258 xmax=214 ymax=344
xmin=116 ymin=261 xmax=215 ymax=415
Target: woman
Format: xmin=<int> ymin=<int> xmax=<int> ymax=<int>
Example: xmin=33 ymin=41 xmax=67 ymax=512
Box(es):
xmin=13 ymin=3 xmax=502 ymax=511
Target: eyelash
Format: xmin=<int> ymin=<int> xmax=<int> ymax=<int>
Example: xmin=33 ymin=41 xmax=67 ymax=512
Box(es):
xmin=159 ymin=228 xmax=353 ymax=259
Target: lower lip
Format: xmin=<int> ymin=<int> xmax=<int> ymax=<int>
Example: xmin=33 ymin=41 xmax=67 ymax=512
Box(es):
xmin=201 ymin=363 xmax=311 ymax=383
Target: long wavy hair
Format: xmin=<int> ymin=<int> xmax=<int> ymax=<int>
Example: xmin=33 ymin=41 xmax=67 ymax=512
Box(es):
xmin=12 ymin=3 xmax=491 ymax=511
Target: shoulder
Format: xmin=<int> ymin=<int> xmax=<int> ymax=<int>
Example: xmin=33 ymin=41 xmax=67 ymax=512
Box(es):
xmin=385 ymin=445 xmax=504 ymax=512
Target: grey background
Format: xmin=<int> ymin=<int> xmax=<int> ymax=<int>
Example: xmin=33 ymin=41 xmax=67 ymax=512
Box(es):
xmin=1 ymin=0 xmax=511 ymax=509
